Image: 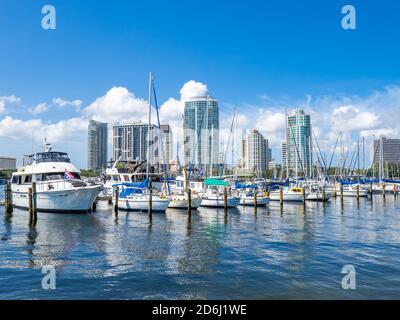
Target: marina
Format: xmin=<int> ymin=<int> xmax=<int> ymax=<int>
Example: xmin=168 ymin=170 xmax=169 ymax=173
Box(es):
xmin=1 ymin=189 xmax=400 ymax=299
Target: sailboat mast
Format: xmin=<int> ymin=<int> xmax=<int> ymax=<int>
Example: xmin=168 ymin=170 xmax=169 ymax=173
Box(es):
xmin=285 ymin=108 xmax=289 ymax=179
xmin=146 ymin=72 xmax=153 ymax=181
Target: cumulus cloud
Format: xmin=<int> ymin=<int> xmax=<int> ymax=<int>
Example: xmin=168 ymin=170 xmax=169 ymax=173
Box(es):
xmin=0 ymin=95 xmax=21 ymax=114
xmin=179 ymin=80 xmax=208 ymax=101
xmin=29 ymin=102 xmax=48 ymax=115
xmin=52 ymin=98 xmax=83 ymax=112
xmin=84 ymin=86 xmax=149 ymax=124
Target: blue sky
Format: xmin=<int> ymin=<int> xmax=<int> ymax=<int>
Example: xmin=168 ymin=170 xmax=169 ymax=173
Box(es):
xmin=1 ymin=0 xmax=400 ymax=168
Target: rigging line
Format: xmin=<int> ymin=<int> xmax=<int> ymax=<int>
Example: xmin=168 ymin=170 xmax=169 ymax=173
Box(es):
xmin=152 ymin=80 xmax=170 ymax=195
xmin=312 ymin=129 xmax=327 ymax=172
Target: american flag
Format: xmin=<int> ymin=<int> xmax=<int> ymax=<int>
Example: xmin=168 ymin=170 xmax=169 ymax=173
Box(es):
xmin=64 ymin=168 xmax=75 ymax=180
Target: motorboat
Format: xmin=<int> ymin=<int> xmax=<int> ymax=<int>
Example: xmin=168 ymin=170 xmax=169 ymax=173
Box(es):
xmin=11 ymin=140 xmax=102 ymax=213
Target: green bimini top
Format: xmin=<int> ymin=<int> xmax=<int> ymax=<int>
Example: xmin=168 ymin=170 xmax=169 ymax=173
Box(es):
xmin=204 ymin=178 xmax=229 ymax=187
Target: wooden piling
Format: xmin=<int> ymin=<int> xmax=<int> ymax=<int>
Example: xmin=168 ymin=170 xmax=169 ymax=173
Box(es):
xmin=370 ymin=182 xmax=373 ymax=201
xmin=32 ymin=182 xmax=37 ymax=222
xmin=148 ymin=186 xmax=153 ymax=216
xmin=356 ymin=184 xmax=360 ymax=200
xmin=280 ymin=188 xmax=283 ymax=206
xmin=224 ymin=187 xmax=228 ymax=212
xmin=322 ymin=186 xmax=325 ymax=202
xmin=340 ymin=184 xmax=344 ymax=201
xmin=187 ymin=188 xmax=192 ymax=215
xmin=28 ymin=187 xmax=33 ymax=216
xmin=382 ymin=183 xmax=386 ymax=199
xmin=254 ymin=191 xmax=257 ymax=213
xmin=302 ymin=187 xmax=306 ymax=203
xmin=113 ymin=186 xmax=119 ymax=213
xmin=4 ymin=183 xmax=13 ymax=214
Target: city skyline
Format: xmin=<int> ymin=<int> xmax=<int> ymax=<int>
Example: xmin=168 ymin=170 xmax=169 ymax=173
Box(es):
xmin=1 ymin=1 xmax=400 ymax=168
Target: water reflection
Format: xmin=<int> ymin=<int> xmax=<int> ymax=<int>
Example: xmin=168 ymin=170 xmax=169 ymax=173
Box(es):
xmin=1 ymin=193 xmax=400 ymax=299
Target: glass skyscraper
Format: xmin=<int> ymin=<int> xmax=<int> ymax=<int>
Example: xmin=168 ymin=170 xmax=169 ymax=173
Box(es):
xmin=184 ymin=96 xmax=219 ymax=169
xmin=286 ymin=109 xmax=312 ymax=177
xmin=87 ymin=120 xmax=108 ymax=170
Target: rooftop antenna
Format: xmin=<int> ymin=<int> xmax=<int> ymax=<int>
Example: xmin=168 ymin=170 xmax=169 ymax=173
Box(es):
xmin=44 ymin=137 xmax=54 ymax=152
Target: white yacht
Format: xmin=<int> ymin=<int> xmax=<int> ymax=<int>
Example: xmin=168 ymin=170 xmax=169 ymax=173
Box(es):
xmin=200 ymin=179 xmax=240 ymax=208
xmin=11 ymin=141 xmax=102 ymax=213
xmin=117 ymin=185 xmax=170 ymax=212
xmin=167 ymin=176 xmax=202 ymax=209
xmin=306 ymin=184 xmax=332 ymax=201
xmin=239 ymin=191 xmax=270 ymax=206
xmin=269 ymin=187 xmax=306 ymax=202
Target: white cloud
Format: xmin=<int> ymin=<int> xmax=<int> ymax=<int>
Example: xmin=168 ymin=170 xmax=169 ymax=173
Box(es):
xmin=0 ymin=95 xmax=21 ymax=114
xmin=179 ymin=80 xmax=208 ymax=101
xmin=52 ymin=98 xmax=83 ymax=112
xmin=84 ymin=86 xmax=149 ymax=124
xmin=29 ymin=102 xmax=48 ymax=115
xmin=0 ymin=116 xmax=86 ymax=142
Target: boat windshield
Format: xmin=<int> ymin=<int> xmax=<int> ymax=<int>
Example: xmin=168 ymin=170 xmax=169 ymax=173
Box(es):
xmin=25 ymin=152 xmax=70 ymax=165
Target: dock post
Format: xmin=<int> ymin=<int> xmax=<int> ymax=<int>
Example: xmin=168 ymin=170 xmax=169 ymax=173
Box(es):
xmin=266 ymin=187 xmax=270 ymax=198
xmin=370 ymin=182 xmax=373 ymax=202
xmin=302 ymin=187 xmax=306 ymax=203
xmin=382 ymin=183 xmax=386 ymax=199
xmin=32 ymin=182 xmax=37 ymax=222
xmin=356 ymin=184 xmax=360 ymax=201
xmin=340 ymin=184 xmax=344 ymax=202
xmin=4 ymin=183 xmax=13 ymax=214
xmin=148 ymin=185 xmax=153 ymax=217
xmin=394 ymin=184 xmax=398 ymax=197
xmin=254 ymin=190 xmax=257 ymax=214
xmin=113 ymin=186 xmax=119 ymax=214
xmin=92 ymin=200 xmax=97 ymax=212
xmin=280 ymin=188 xmax=283 ymax=207
xmin=28 ymin=187 xmax=33 ymax=223
xmin=187 ymin=188 xmax=192 ymax=215
xmin=322 ymin=186 xmax=325 ymax=202
xmin=224 ymin=187 xmax=228 ymax=213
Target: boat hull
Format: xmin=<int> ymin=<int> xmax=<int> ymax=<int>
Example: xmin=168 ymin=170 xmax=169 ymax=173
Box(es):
xmin=201 ymin=197 xmax=240 ymax=208
xmin=307 ymin=192 xmax=332 ymax=201
xmin=117 ymin=197 xmax=170 ymax=212
xmin=168 ymin=197 xmax=202 ymax=209
xmin=11 ymin=185 xmax=101 ymax=213
xmin=269 ymin=192 xmax=304 ymax=202
xmin=239 ymin=196 xmax=270 ymax=206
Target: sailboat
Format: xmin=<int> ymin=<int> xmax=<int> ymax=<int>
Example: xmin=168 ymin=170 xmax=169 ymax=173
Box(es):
xmin=116 ymin=73 xmax=170 ymax=212
xmin=200 ymin=178 xmax=240 ymax=208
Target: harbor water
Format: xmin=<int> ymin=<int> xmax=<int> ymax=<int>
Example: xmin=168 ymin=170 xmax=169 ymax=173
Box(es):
xmin=1 ymin=188 xmax=400 ymax=299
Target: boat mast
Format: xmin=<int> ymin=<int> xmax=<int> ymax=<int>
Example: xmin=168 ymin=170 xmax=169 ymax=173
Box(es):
xmin=285 ymin=108 xmax=289 ymax=179
xmin=146 ymin=72 xmax=153 ymax=181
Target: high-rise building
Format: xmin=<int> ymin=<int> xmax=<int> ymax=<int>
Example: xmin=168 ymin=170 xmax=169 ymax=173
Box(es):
xmin=160 ymin=124 xmax=173 ymax=165
xmin=373 ymin=137 xmax=400 ymax=164
xmin=281 ymin=141 xmax=287 ymax=167
xmin=0 ymin=156 xmax=16 ymax=170
xmin=183 ymin=95 xmax=219 ymax=168
xmin=286 ymin=109 xmax=312 ymax=176
xmin=87 ymin=120 xmax=108 ymax=170
xmin=112 ymin=121 xmax=158 ymax=163
xmin=242 ymin=129 xmax=268 ymax=176
xmin=267 ymin=148 xmax=272 ymax=168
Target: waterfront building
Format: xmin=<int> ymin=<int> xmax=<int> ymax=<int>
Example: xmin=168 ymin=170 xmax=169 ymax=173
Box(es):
xmin=0 ymin=156 xmax=16 ymax=170
xmin=373 ymin=137 xmax=400 ymax=165
xmin=87 ymin=120 xmax=108 ymax=170
xmin=286 ymin=109 xmax=312 ymax=177
xmin=241 ymin=129 xmax=268 ymax=176
xmin=373 ymin=137 xmax=400 ymax=177
xmin=112 ymin=121 xmax=158 ymax=163
xmin=183 ymin=95 xmax=219 ymax=169
xmin=160 ymin=124 xmax=173 ymax=165
xmin=281 ymin=141 xmax=287 ymax=167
